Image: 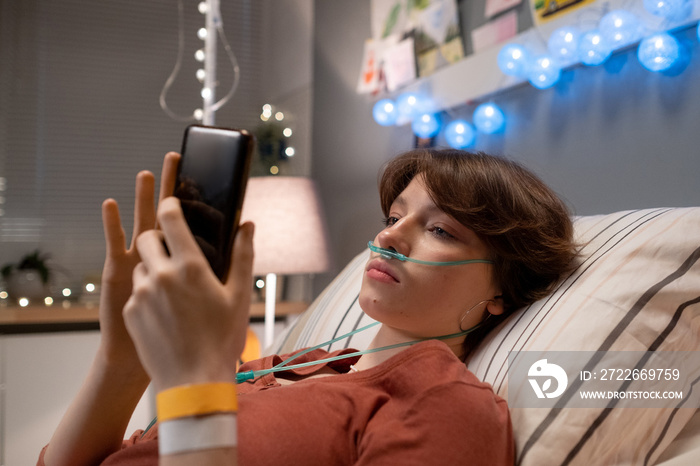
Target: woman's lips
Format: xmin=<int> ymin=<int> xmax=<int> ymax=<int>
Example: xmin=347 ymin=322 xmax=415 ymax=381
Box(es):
xmin=366 ymin=259 xmax=399 ymax=283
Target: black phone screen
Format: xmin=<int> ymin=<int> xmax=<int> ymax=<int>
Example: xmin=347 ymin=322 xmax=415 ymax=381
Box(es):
xmin=174 ymin=125 xmax=253 ymax=281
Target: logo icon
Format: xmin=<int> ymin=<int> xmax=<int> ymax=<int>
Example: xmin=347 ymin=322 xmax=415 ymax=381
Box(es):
xmin=528 ymin=359 xmax=568 ymax=399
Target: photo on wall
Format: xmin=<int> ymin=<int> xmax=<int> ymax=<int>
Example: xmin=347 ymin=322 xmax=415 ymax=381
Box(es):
xmin=530 ymin=0 xmax=599 ymax=25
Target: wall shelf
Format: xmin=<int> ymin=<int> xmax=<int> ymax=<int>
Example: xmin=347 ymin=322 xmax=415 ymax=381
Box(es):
xmin=395 ymin=0 xmax=700 ymax=114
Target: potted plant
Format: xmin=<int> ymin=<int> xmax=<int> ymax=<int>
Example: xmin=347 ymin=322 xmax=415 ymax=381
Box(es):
xmin=1 ymin=250 xmax=52 ymax=302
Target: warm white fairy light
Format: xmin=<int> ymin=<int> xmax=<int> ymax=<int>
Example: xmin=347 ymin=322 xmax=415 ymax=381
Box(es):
xmin=194 ymin=109 xmax=204 ymax=120
xmin=283 ymin=128 xmax=292 ymax=137
xmin=196 ymin=69 xmax=206 ymax=82
xmin=197 ymin=27 xmax=208 ymax=40
xmin=275 ymin=111 xmax=284 ymax=121
xmin=198 ymin=2 xmax=208 ymax=14
xmin=285 ymin=147 xmax=295 ymax=157
xmin=195 ymin=49 xmax=205 ymax=62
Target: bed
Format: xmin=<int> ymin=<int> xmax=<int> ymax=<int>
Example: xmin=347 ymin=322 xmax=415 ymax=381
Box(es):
xmin=271 ymin=207 xmax=700 ymax=465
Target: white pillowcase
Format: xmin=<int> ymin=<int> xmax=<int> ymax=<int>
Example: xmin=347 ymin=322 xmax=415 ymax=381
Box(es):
xmin=272 ymin=207 xmax=700 ymax=465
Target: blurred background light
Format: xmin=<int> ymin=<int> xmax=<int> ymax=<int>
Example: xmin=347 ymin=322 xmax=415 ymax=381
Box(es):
xmin=411 ymin=113 xmax=441 ymax=139
xmin=548 ymin=26 xmax=581 ymax=65
xmin=528 ymin=55 xmax=562 ymax=89
xmin=637 ymin=32 xmax=680 ymax=71
xmin=578 ymin=29 xmax=613 ymax=65
xmin=599 ymin=10 xmax=643 ymax=49
xmin=497 ymin=43 xmax=531 ymax=77
xmin=444 ymin=120 xmax=475 ymax=148
xmin=372 ymin=98 xmax=398 ymax=126
xmin=473 ymin=103 xmax=505 ymax=134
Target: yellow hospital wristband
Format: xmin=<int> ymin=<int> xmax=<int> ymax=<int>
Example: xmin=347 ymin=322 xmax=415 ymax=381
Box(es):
xmin=156 ymin=382 xmax=238 ymax=422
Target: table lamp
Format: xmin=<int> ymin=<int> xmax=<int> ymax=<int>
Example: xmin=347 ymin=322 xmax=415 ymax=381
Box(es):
xmin=241 ymin=176 xmax=330 ymax=348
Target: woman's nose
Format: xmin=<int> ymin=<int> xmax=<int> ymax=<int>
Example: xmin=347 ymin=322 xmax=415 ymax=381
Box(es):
xmin=376 ymin=218 xmax=412 ymax=255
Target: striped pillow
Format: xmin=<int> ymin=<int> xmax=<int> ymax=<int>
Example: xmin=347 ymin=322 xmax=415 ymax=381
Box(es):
xmin=272 ymin=207 xmax=700 ymax=465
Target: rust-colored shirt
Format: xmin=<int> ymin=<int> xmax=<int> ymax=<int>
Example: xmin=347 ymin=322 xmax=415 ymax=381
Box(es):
xmin=38 ymin=340 xmax=513 ymax=465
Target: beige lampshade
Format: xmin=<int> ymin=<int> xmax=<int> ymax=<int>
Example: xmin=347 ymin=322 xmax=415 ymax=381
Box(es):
xmin=240 ymin=176 xmax=331 ymax=276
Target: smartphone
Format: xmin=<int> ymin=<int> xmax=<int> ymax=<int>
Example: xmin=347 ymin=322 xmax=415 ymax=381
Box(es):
xmin=173 ymin=125 xmax=254 ymax=281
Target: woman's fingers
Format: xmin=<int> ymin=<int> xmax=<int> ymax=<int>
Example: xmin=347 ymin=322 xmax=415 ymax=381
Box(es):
xmin=131 ymin=171 xmax=156 ymax=247
xmin=225 ymin=222 xmax=255 ymax=296
xmin=156 ymin=197 xmax=203 ymax=263
xmin=102 ymin=198 xmax=127 ymax=257
xmin=158 ymin=152 xmax=181 ymax=202
xmin=134 ymin=230 xmax=168 ymax=271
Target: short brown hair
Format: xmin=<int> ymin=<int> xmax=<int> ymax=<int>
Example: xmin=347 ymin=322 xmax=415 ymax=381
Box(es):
xmin=379 ymin=148 xmax=576 ymax=357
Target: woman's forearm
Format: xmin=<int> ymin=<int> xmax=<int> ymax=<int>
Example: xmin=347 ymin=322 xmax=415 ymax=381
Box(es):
xmin=42 ymin=347 xmax=150 ymax=466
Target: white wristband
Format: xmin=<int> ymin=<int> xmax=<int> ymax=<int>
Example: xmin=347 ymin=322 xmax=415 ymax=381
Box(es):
xmin=159 ymin=413 xmax=237 ymax=456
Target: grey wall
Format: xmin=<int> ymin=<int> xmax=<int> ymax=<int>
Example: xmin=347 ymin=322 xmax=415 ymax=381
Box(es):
xmin=312 ymin=0 xmax=700 ymax=292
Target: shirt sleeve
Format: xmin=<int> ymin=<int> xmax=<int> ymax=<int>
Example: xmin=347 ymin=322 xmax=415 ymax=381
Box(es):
xmin=355 ymin=381 xmax=514 ymax=466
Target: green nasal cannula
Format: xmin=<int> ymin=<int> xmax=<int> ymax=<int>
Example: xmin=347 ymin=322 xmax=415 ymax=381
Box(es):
xmin=367 ymin=241 xmax=494 ymax=266
xmin=237 ymin=242 xmax=494 ymax=383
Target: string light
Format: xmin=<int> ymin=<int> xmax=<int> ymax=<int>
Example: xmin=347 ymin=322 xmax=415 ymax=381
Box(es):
xmin=643 ymin=0 xmax=692 ymax=20
xmin=548 ymin=26 xmax=581 ymax=65
xmin=371 ymin=1 xmax=698 ymax=143
xmin=373 ymin=98 xmax=399 ymax=126
xmin=473 ymin=103 xmax=505 ymax=134
xmin=578 ymin=29 xmax=612 ymax=65
xmin=444 ymin=120 xmax=475 ymax=149
xmin=528 ymin=55 xmax=562 ymax=89
xmin=411 ymin=113 xmax=441 ymax=139
xmin=497 ymin=43 xmax=530 ymax=77
xmin=397 ymin=92 xmax=429 ymax=120
xmin=599 ymin=10 xmax=642 ymax=49
xmin=637 ymin=32 xmax=681 ymax=71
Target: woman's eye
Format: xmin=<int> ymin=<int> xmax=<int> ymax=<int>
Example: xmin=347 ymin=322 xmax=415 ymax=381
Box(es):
xmin=431 ymin=226 xmax=454 ymax=240
xmin=383 ymin=216 xmax=399 ymax=227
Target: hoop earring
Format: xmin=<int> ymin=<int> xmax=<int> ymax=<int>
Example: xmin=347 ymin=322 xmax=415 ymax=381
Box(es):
xmin=459 ymin=300 xmax=493 ymax=332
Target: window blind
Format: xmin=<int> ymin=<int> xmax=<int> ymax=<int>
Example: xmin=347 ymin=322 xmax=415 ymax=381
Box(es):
xmin=0 ymin=0 xmax=268 ymax=295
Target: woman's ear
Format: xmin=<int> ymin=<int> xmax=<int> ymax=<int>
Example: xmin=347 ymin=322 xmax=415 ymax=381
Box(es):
xmin=487 ymin=295 xmax=505 ymax=316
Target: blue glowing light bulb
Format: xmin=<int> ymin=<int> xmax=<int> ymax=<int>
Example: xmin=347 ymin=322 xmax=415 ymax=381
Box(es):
xmin=643 ymin=0 xmax=692 ymax=21
xmin=599 ymin=10 xmax=642 ymax=49
xmin=372 ymin=99 xmax=398 ymax=126
xmin=578 ymin=29 xmax=613 ymax=66
xmin=444 ymin=120 xmax=475 ymax=149
xmin=637 ymin=32 xmax=680 ymax=72
xmin=497 ymin=43 xmax=531 ymax=77
xmin=697 ymin=21 xmax=700 ymax=42
xmin=547 ymin=26 xmax=580 ymax=65
xmin=396 ymin=92 xmax=429 ymax=120
xmin=528 ymin=55 xmax=561 ymax=89
xmin=411 ymin=113 xmax=441 ymax=139
xmin=472 ymin=103 xmax=505 ymax=134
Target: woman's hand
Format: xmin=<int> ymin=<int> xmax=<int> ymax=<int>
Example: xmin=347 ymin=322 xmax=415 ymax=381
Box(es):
xmin=97 ymin=152 xmax=180 ymax=373
xmin=42 ymin=153 xmax=182 ymax=466
xmin=123 ymin=197 xmax=254 ymax=392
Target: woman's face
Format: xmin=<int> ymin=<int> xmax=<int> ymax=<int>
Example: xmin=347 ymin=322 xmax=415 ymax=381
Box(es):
xmin=359 ymin=174 xmax=501 ymax=339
